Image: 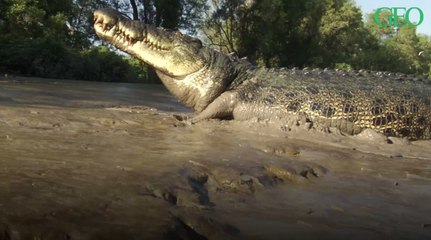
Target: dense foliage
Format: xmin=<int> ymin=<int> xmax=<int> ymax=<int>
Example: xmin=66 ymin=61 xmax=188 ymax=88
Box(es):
xmin=1 ymin=0 xmax=431 ymax=82
xmin=203 ymin=0 xmax=431 ymax=77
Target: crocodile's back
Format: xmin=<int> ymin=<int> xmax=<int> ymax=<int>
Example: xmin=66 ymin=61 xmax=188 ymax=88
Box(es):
xmin=234 ymin=68 xmax=431 ymax=140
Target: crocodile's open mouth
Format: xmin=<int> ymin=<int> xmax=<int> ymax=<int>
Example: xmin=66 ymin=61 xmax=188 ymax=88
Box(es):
xmin=93 ymin=8 xmax=205 ymax=77
xmin=93 ymin=9 xmax=171 ymax=51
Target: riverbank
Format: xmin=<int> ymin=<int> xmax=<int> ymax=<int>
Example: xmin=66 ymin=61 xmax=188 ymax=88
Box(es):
xmin=0 ymin=77 xmax=430 ymax=239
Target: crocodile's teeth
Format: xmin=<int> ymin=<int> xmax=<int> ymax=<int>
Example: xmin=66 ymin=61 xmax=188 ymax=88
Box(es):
xmin=94 ymin=16 xmax=102 ymax=24
xmin=147 ymin=36 xmax=153 ymax=44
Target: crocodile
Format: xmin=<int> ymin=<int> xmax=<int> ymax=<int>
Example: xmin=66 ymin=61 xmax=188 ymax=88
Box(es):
xmin=93 ymin=8 xmax=431 ymax=140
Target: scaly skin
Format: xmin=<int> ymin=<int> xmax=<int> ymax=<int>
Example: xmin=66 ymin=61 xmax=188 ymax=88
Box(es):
xmin=93 ymin=8 xmax=431 ymax=140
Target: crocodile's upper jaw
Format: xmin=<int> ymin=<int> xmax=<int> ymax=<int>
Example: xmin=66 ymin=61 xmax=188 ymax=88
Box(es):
xmin=93 ymin=8 xmax=204 ymax=78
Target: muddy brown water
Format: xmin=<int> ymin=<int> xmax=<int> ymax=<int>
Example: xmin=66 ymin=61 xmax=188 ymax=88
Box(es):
xmin=0 ymin=77 xmax=430 ymax=240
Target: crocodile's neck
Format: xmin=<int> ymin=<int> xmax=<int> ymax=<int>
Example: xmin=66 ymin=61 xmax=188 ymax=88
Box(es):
xmin=156 ymin=47 xmax=253 ymax=112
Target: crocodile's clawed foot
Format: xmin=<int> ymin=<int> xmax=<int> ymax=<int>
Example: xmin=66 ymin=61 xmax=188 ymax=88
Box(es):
xmin=172 ymin=114 xmax=194 ymax=126
xmin=185 ymin=119 xmax=194 ymax=126
xmin=172 ymin=115 xmax=203 ymax=126
xmin=189 ymin=116 xmax=203 ymax=125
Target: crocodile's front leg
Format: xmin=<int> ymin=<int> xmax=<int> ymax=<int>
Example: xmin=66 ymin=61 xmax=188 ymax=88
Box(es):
xmin=191 ymin=91 xmax=238 ymax=123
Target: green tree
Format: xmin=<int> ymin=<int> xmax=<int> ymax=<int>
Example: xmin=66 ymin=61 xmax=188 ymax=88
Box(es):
xmin=365 ymin=8 xmax=398 ymax=39
xmin=201 ymin=0 xmax=244 ymax=53
xmin=126 ymin=0 xmax=207 ymax=34
xmin=358 ymin=8 xmax=431 ymax=77
xmin=0 ymin=0 xmax=112 ymax=48
xmin=2 ymin=0 xmax=65 ymax=38
xmin=385 ymin=25 xmax=421 ymax=74
xmin=315 ymin=0 xmax=373 ymax=67
xmin=202 ymin=0 xmax=376 ymax=68
xmin=417 ymin=35 xmax=431 ymax=78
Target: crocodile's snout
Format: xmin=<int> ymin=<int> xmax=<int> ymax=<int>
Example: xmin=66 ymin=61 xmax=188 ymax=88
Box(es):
xmin=93 ymin=8 xmax=121 ymax=32
xmin=94 ymin=9 xmax=172 ymax=50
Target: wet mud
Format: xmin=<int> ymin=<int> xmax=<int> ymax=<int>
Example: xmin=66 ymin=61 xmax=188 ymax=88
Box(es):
xmin=0 ymin=77 xmax=430 ymax=239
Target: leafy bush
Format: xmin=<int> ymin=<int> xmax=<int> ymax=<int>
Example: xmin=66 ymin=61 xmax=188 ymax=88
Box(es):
xmin=0 ymin=36 xmax=160 ymax=83
xmin=335 ymin=63 xmax=353 ymax=71
xmin=0 ymin=36 xmax=75 ymax=77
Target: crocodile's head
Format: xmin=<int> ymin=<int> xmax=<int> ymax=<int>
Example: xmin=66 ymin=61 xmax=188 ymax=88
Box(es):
xmin=94 ymin=8 xmax=245 ymax=112
xmin=94 ymin=8 xmax=204 ymax=77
